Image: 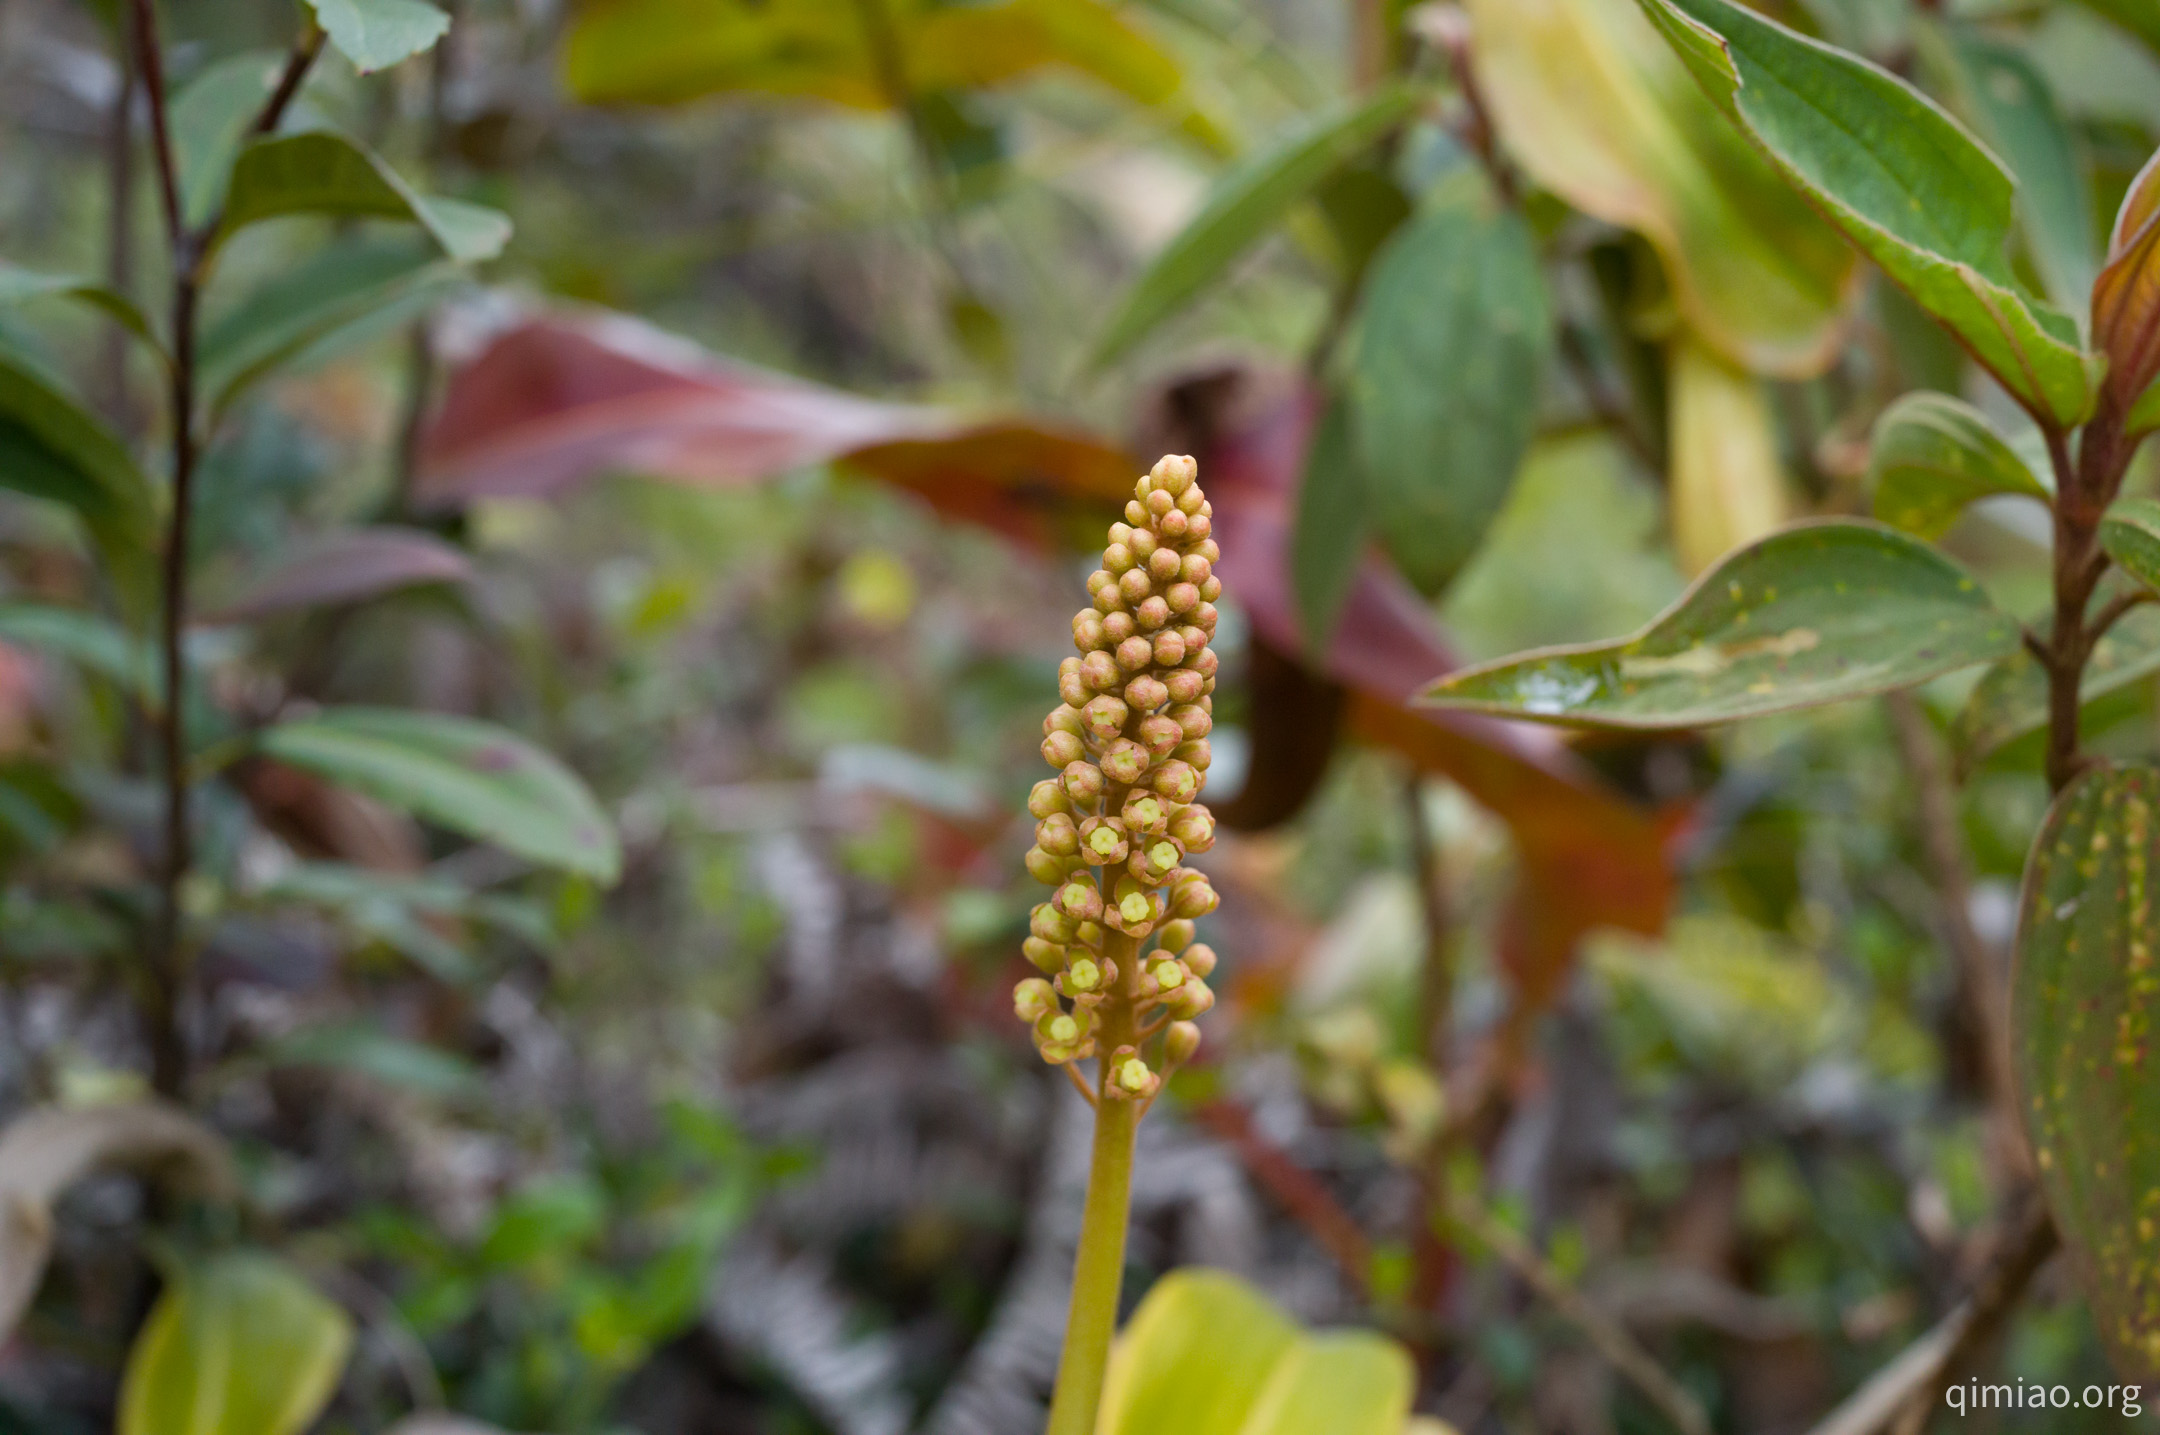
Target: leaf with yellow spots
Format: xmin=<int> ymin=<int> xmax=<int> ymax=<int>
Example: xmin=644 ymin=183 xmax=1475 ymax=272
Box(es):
xmin=1420 ymin=519 xmax=2019 ymax=728
xmin=2014 ymin=762 xmax=2160 ymax=1380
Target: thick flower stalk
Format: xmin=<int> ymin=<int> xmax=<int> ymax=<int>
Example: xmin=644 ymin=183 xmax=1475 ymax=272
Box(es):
xmin=1030 ymin=454 xmax=1222 ymax=1435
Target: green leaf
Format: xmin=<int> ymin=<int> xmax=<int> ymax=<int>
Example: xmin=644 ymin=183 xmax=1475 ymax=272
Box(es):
xmin=1422 ymin=519 xmax=2020 ymax=728
xmin=1868 ymin=391 xmax=2049 ymax=539
xmin=0 ymin=350 xmax=157 ymax=593
xmin=1098 ymin=1269 xmax=1413 ymax=1435
xmin=2133 ymin=378 xmax=2160 ymax=437
xmin=2071 ymin=0 xmax=2160 ymax=57
xmin=1635 ymin=0 xmax=2100 ymax=425
xmin=1289 ymin=399 xmax=1366 ymax=656
xmin=2012 ymin=763 xmax=2160 ymax=1380
xmin=170 ymin=51 xmax=285 ymax=227
xmin=1668 ymin=332 xmax=1788 ymax=575
xmin=217 ymin=131 xmax=511 ymax=263
xmin=1087 ymin=86 xmax=1417 ymax=369
xmin=264 ymin=1022 xmax=481 ymax=1098
xmin=0 ymin=604 xmax=151 ymax=695
xmin=0 ymin=264 xmax=163 ymax=355
xmin=197 ymin=235 xmax=456 ymax=413
xmin=1467 ymin=0 xmax=1859 ymax=378
xmin=118 ymin=1252 xmax=352 ymax=1435
xmin=1952 ymin=605 xmax=2160 ymax=772
xmin=1346 ymin=172 xmax=1551 ymax=596
xmin=2103 ymin=497 xmax=2160 ymax=595
xmin=305 ymin=0 xmax=451 ymax=73
xmin=258 ymin=707 xmax=621 ymax=881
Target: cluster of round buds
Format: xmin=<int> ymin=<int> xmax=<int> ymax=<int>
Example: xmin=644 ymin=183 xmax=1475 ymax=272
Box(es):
xmin=1016 ymin=455 xmax=1224 ymax=1099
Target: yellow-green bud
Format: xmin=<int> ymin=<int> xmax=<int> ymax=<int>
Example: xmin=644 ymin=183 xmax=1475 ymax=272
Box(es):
xmin=1103 ymin=610 xmax=1136 ymax=642
xmin=1199 ymin=576 xmax=1222 ymax=602
xmin=1156 ymin=919 xmax=1195 ymax=953
xmin=1174 ymin=739 xmax=1212 ymax=772
xmin=1023 ymin=937 xmax=1066 ymax=973
xmin=1042 ymin=730 xmax=1085 ymax=768
xmin=1074 ymin=920 xmax=1104 ymax=947
xmin=1125 ymin=675 xmax=1169 ymax=711
xmin=1072 ymin=612 xmax=1105 ymax=651
xmin=1037 ymin=812 xmax=1079 ymax=855
xmin=1116 ymin=1057 xmax=1153 ymax=1094
xmin=1147 ymin=546 xmax=1182 ymax=583
xmin=1180 ymin=553 xmax=1211 ymax=585
xmin=1101 ymin=740 xmax=1150 ymax=785
xmin=1122 ymin=791 xmax=1169 ymax=834
xmin=1152 ymin=630 xmax=1186 ymax=667
xmin=1153 ymin=760 xmax=1199 ymax=803
xmin=1104 ymin=542 xmax=1135 ymax=575
xmin=1030 ymin=903 xmax=1076 ymax=943
xmin=1136 ymin=595 xmax=1171 ymax=631
xmin=1024 ymin=846 xmax=1071 ymax=885
xmin=1013 ymin=978 xmax=1057 ymax=1021
xmin=1152 ymin=453 xmax=1196 ymax=492
xmin=1181 ymin=942 xmax=1216 ymax=978
xmin=1165 ymin=1020 xmax=1202 ymax=1066
xmin=1066 ymin=957 xmax=1103 ymax=993
xmin=1137 ymin=714 xmax=1181 ymax=758
xmin=1171 ymin=875 xmax=1218 ymax=919
xmin=1125 ymin=499 xmax=1148 ymax=525
xmin=1058 ymin=878 xmax=1102 ymax=921
xmin=1146 ymin=488 xmax=1174 ymax=518
xmin=1062 ymin=760 xmax=1105 ymax=803
xmin=1167 ymin=980 xmax=1214 ymax=1019
xmin=1150 ymin=959 xmax=1185 ymax=991
xmin=1028 ymin=780 xmax=1071 ymax=820
xmin=1168 ymin=805 xmax=1213 ymax=853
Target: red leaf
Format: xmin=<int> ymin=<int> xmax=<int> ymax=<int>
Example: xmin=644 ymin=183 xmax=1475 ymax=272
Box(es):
xmin=200 ymin=528 xmax=472 ymax=624
xmin=2096 ymin=147 xmax=2160 ymax=413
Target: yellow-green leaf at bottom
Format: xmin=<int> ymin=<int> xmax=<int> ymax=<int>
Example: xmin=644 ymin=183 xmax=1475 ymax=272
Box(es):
xmin=1868 ymin=391 xmax=2049 ymax=540
xmin=120 ymin=1252 xmax=352 ymax=1435
xmin=2013 ymin=764 xmax=2160 ymax=1378
xmin=2102 ymin=497 xmax=2160 ymax=594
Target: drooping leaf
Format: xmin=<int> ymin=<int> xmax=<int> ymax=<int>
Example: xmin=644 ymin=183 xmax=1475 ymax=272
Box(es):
xmin=1636 ymin=0 xmax=2100 ymax=425
xmin=202 ymin=527 xmax=472 ymax=624
xmin=1667 ymin=333 xmax=1787 ymax=575
xmin=2095 ymin=147 xmax=2160 ymax=416
xmin=1087 ymin=86 xmax=1417 ymax=370
xmin=197 ymin=235 xmax=457 ymax=413
xmin=263 ymin=1022 xmax=482 ymax=1098
xmin=0 ymin=604 xmax=152 ymax=695
xmin=1345 ymin=172 xmax=1551 ymax=596
xmin=1289 ymin=399 xmax=1365 ymax=656
xmin=2012 ymin=763 xmax=2160 ymax=1379
xmin=118 ymin=1252 xmax=352 ymax=1435
xmin=1467 ymin=0 xmax=1858 ymax=377
xmin=258 ymin=707 xmax=621 ymax=882
xmin=0 ymin=1103 xmax=232 ymax=1342
xmin=0 ymin=350 xmax=157 ymax=588
xmin=1952 ymin=605 xmax=2160 ymax=773
xmin=1931 ymin=29 xmax=2099 ymax=313
xmin=0 ymin=264 xmax=162 ymax=354
xmin=1868 ymin=390 xmax=2049 ymax=539
xmin=305 ymin=0 xmax=451 ymax=74
xmin=1097 ymin=1269 xmax=1413 ymax=1435
xmin=217 ymin=131 xmax=511 ymax=263
xmin=170 ymin=50 xmax=285 ymax=226
xmin=1422 ymin=520 xmax=2021 ymax=728
xmin=2103 ymin=497 xmax=2160 ymax=595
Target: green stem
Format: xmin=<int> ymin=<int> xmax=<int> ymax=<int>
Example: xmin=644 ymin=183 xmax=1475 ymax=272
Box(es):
xmin=1046 ymin=930 xmax=1141 ymax=1435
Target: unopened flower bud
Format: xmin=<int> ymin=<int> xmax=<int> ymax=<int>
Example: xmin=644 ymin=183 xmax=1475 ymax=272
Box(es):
xmin=1137 ymin=714 xmax=1182 ymax=758
xmin=1115 ymin=1055 xmax=1154 ymax=1094
xmin=1150 ymin=958 xmax=1186 ymax=991
xmin=1014 ymin=978 xmax=1058 ymax=1020
xmin=1187 ymin=513 xmax=1212 ymax=542
xmin=1158 ymin=509 xmax=1190 ymax=540
xmin=1028 ymin=781 xmax=1071 ymax=820
xmin=1156 ymin=919 xmax=1195 ymax=953
xmin=1103 ymin=610 xmax=1136 ymax=643
xmin=1164 ymin=669 xmax=1206 ymax=703
xmin=1152 ymin=454 xmax=1197 ymax=492
xmin=1104 ymin=543 xmax=1135 ymax=575
xmin=1057 ymin=667 xmax=1088 ymax=708
xmin=1125 ymin=674 xmax=1169 ymax=711
xmin=1093 ymin=585 xmax=1124 ymax=615
xmin=1200 ymin=576 xmax=1222 ymax=602
xmin=1031 ymin=903 xmax=1076 ymax=943
xmin=1146 ymin=488 xmax=1175 ymax=517
xmin=1064 ymin=956 xmax=1104 ymax=993
xmin=1086 ymin=569 xmax=1114 ymax=597
xmin=1122 ymin=791 xmax=1169 ymax=833
xmin=1165 ymin=1020 xmax=1202 ymax=1065
xmin=1139 ymin=839 xmax=1182 ymax=879
xmin=1167 ymin=980 xmax=1215 ymax=1019
xmin=1136 ymin=595 xmax=1171 ymax=631
xmin=1193 ymin=602 xmax=1218 ymax=634
xmin=1118 ymin=568 xmax=1152 ymax=604
xmin=1125 ymin=499 xmax=1147 ymax=525
xmin=1025 ymin=846 xmax=1072 ymax=885
xmin=1045 ymin=704 xmax=1083 ymax=737
xmin=1129 ymin=528 xmax=1157 ymax=560
xmin=1082 ymin=694 xmax=1129 ymax=743
xmin=1037 ymin=812 xmax=1079 ymax=854
xmin=1174 ymin=739 xmax=1211 ymax=771
xmin=1181 ymin=553 xmax=1211 ymax=585
xmin=1058 ymin=877 xmax=1103 ymax=921
xmin=1153 ymin=760 xmax=1199 ymax=803
xmin=1199 ymin=538 xmax=1220 ymax=562
xmin=1177 ymin=624 xmax=1208 ymax=653
xmin=1176 ymin=484 xmax=1205 ymax=515
xmin=1186 ymin=649 xmax=1219 ymax=682
xmin=1101 ymin=739 xmax=1150 ymax=785
xmin=1080 ymin=816 xmax=1129 ymax=865
xmin=1023 ymin=937 xmax=1066 ymax=973
xmin=1168 ymin=805 xmax=1214 ymax=853
xmin=1110 ymin=522 xmax=1134 ymax=546
xmin=1134 ymin=472 xmax=1155 ymax=499
xmin=1081 ymin=651 xmax=1119 ymax=691
xmin=1165 ymin=582 xmax=1199 ymax=614
xmin=1181 ymin=942 xmax=1217 ymax=978
xmin=1073 ymin=612 xmax=1105 ymax=651
xmin=1042 ymin=730 xmax=1086 ymax=768
xmin=1171 ymin=874 xmax=1218 ymax=918
xmin=1170 ymin=704 xmax=1212 ymax=741
xmin=1147 ymin=546 xmax=1182 ymax=583
xmin=1152 ymin=630 xmax=1187 ymax=667
xmin=1062 ymin=760 xmax=1105 ymax=803
xmin=1116 ymin=635 xmax=1153 ymax=672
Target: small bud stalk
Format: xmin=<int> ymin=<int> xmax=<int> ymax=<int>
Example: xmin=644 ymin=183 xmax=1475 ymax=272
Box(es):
xmin=1033 ymin=456 xmax=1225 ymax=1435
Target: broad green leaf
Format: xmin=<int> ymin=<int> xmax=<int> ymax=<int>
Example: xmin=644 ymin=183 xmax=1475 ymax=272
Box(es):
xmin=1636 ymin=0 xmax=2101 ymax=425
xmin=1289 ymin=400 xmax=1365 ymax=656
xmin=2133 ymin=378 xmax=2160 ymax=437
xmin=1346 ymin=172 xmax=1551 ymax=596
xmin=1930 ymin=30 xmax=2099 ymax=314
xmin=1088 ymin=86 xmax=1417 ymax=369
xmin=198 ymin=235 xmax=456 ymax=413
xmin=0 ymin=604 xmax=151 ymax=695
xmin=2012 ymin=763 xmax=2160 ymax=1379
xmin=2104 ymin=497 xmax=2160 ymax=594
xmin=1868 ymin=391 xmax=2049 ymax=539
xmin=118 ymin=1251 xmax=352 ymax=1435
xmin=1952 ymin=606 xmax=2160 ymax=772
xmin=1235 ymin=1332 xmax=1415 ymax=1435
xmin=264 ymin=1022 xmax=481 ymax=1098
xmin=258 ymin=707 xmax=621 ymax=881
xmin=1467 ymin=0 xmax=1858 ymax=377
xmin=0 ymin=264 xmax=162 ymax=354
xmin=305 ymin=0 xmax=450 ymax=73
xmin=170 ymin=51 xmax=285 ymax=227
xmin=217 ymin=132 xmax=511 ymax=263
xmin=0 ymin=350 xmax=156 ymax=591
xmin=1668 ymin=333 xmax=1787 ymax=575
xmin=1422 ymin=520 xmax=2020 ymax=728
xmin=2072 ymin=0 xmax=2160 ymax=56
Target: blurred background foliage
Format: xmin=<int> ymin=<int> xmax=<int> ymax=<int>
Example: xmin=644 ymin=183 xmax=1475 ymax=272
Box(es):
xmin=0 ymin=0 xmax=2156 ymax=1430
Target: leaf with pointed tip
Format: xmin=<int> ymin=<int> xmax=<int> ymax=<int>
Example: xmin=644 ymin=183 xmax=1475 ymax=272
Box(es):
xmin=1869 ymin=391 xmax=2049 ymax=539
xmin=119 ymin=1252 xmax=352 ymax=1435
xmin=2013 ymin=763 xmax=2160 ymax=1380
xmin=258 ymin=707 xmax=620 ymax=882
xmin=0 ymin=265 xmax=162 ymax=354
xmin=0 ymin=350 xmax=157 ymax=596
xmin=170 ymin=50 xmax=286 ymax=226
xmin=0 ymin=604 xmax=152 ymax=695
xmin=1635 ymin=0 xmax=2100 ymax=425
xmin=1669 ymin=333 xmax=1787 ymax=575
xmin=1466 ymin=0 xmax=1858 ymax=377
xmin=1289 ymin=399 xmax=1365 ymax=656
xmin=1088 ymin=86 xmax=1418 ymax=370
xmin=1951 ymin=606 xmax=2160 ymax=773
xmin=217 ymin=132 xmax=510 ymax=263
xmin=2096 ymin=147 xmax=2160 ymax=415
xmin=1346 ymin=172 xmax=1551 ymax=596
xmin=305 ymin=0 xmax=450 ymax=73
xmin=2104 ymin=497 xmax=2160 ymax=595
xmin=202 ymin=527 xmax=472 ymax=623
xmin=1423 ymin=520 xmax=2020 ymax=728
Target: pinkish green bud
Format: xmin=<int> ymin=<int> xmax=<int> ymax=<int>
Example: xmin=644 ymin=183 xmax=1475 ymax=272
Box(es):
xmin=1103 ymin=543 xmax=1135 ymax=574
xmin=1092 ymin=586 xmax=1124 ymax=615
xmin=1199 ymin=576 xmax=1222 ymax=602
xmin=1177 ymin=484 xmax=1205 ymax=515
xmin=1168 ymin=805 xmax=1214 ymax=853
xmin=1198 ymin=538 xmax=1220 ymax=563
xmin=1129 ymin=528 xmax=1158 ymax=561
xmin=1023 ymin=936 xmax=1066 ymax=973
xmin=1136 ymin=596 xmax=1171 ymax=631
xmin=1122 ymin=791 xmax=1168 ymax=833
xmin=1014 ymin=978 xmax=1058 ymax=1020
xmin=1101 ymin=739 xmax=1150 ymax=785
xmin=1188 ymin=647 xmax=1219 ymax=679
xmin=1058 ymin=669 xmax=1089 ymax=708
xmin=1103 ymin=612 xmax=1136 ymax=645
xmin=1081 ymin=817 xmax=1129 ymax=864
xmin=1125 ymin=499 xmax=1148 ymax=525
xmin=1040 ymin=1011 xmax=1085 ymax=1046
xmin=1152 ymin=454 xmax=1196 ymax=491
xmin=1174 ymin=739 xmax=1211 ymax=771
xmin=1073 ymin=612 xmax=1106 ymax=651
xmin=1165 ymin=1020 xmax=1202 ymax=1066
xmin=1180 ymin=554 xmax=1211 ymax=585
xmin=1177 ymin=624 xmax=1208 ymax=652
xmin=1156 ymin=919 xmax=1194 ymax=953
xmin=1137 ymin=715 xmax=1182 ymax=758
xmin=1058 ymin=877 xmax=1103 ymax=921
xmin=1042 ymin=730 xmax=1086 ymax=768
xmin=1115 ymin=635 xmax=1153 ymax=672
xmin=1150 ymin=958 xmax=1185 ymax=991
xmin=1187 ymin=513 xmax=1211 ymax=542
xmin=1182 ymin=942 xmax=1217 ymax=978
xmin=1158 ymin=510 xmax=1190 ymax=541
xmin=1164 ymin=582 xmax=1199 ymax=615
xmin=1144 ymin=840 xmax=1181 ymax=876
xmin=1024 ymin=847 xmax=1071 ymax=885
xmin=1164 ymin=669 xmax=1206 ymax=704
xmin=1065 ymin=957 xmax=1103 ymax=993
xmin=1171 ymin=874 xmax=1218 ymax=918
xmin=1082 ymin=695 xmax=1128 ymax=743
xmin=1118 ymin=568 xmax=1152 ymax=604
xmin=1152 ymin=631 xmax=1187 ymax=667
xmin=1147 ymin=546 xmax=1182 ymax=583
xmin=1166 ymin=980 xmax=1215 ymax=1019
xmin=1081 ymin=651 xmax=1119 ymax=691
xmin=1062 ymin=760 xmax=1105 ymax=803
xmin=1086 ymin=570 xmax=1114 ymax=596
xmin=1152 ymin=760 xmax=1198 ymax=803
xmin=1028 ymin=781 xmax=1071 ymax=820
xmin=1115 ymin=1056 xmax=1153 ymax=1093
xmin=1193 ymin=602 xmax=1218 ymax=634
xmin=1145 ymin=488 xmax=1175 ymax=518
xmin=1045 ymin=705 xmax=1084 ymax=737
xmin=1031 ymin=903 xmax=1076 ymax=942
xmin=1170 ymin=704 xmax=1211 ymax=739
xmin=1125 ymin=675 xmax=1169 ymax=711
xmin=1036 ymin=813 xmax=1079 ymax=855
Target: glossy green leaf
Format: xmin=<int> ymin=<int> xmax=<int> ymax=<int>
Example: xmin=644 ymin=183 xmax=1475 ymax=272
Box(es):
xmin=217 ymin=132 xmax=511 ymax=263
xmin=0 ymin=265 xmax=162 ymax=354
xmin=2104 ymin=498 xmax=2160 ymax=595
xmin=170 ymin=51 xmax=285 ymax=227
xmin=118 ymin=1252 xmax=352 ymax=1435
xmin=2013 ymin=763 xmax=2160 ymax=1379
xmin=0 ymin=604 xmax=151 ymax=695
xmin=1467 ymin=0 xmax=1858 ymax=377
xmin=198 ymin=235 xmax=456 ymax=413
xmin=1423 ymin=520 xmax=2020 ymax=728
xmin=1932 ymin=29 xmax=2099 ymax=313
xmin=1952 ymin=606 xmax=2160 ymax=772
xmin=258 ymin=707 xmax=621 ymax=881
xmin=1290 ymin=399 xmax=1366 ymax=656
xmin=1346 ymin=172 xmax=1550 ymax=596
xmin=1668 ymin=333 xmax=1787 ymax=575
xmin=0 ymin=350 xmax=156 ymax=588
xmin=1868 ymin=391 xmax=2049 ymax=539
xmin=1637 ymin=0 xmax=2100 ymax=425
xmin=1098 ymin=1269 xmax=1412 ymax=1435
xmin=1088 ymin=86 xmax=1417 ymax=369
xmin=305 ymin=0 xmax=450 ymax=73
xmin=2132 ymin=378 xmax=2160 ymax=437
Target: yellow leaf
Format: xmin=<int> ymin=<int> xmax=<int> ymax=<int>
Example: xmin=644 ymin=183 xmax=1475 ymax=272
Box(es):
xmin=119 ymin=1252 xmax=352 ymax=1435
xmin=1669 ymin=333 xmax=1789 ymax=575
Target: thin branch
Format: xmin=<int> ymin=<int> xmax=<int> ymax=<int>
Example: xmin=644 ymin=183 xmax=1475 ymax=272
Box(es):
xmin=1062 ymin=1060 xmax=1099 ymax=1109
xmin=1404 ymin=771 xmax=1453 ymax=1069
xmin=125 ymin=0 xmax=181 ymax=246
xmin=2087 ymin=586 xmax=2156 ymax=647
xmin=251 ymin=21 xmax=327 ymax=139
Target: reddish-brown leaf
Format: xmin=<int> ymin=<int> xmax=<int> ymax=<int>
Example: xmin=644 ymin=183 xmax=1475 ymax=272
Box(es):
xmin=2095 ymin=147 xmax=2160 ymax=412
xmin=201 ymin=527 xmax=472 ymax=624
